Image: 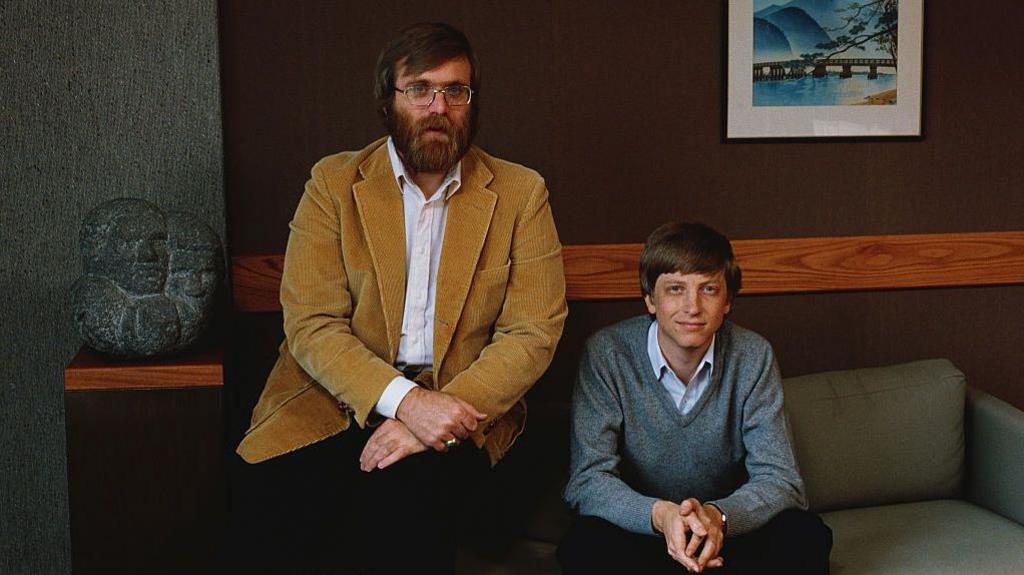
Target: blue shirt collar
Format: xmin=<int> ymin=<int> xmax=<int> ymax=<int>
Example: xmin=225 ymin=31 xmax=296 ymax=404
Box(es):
xmin=647 ymin=319 xmax=715 ymax=382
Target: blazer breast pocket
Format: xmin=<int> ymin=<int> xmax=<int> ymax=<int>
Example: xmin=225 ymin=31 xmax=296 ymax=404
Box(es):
xmin=467 ymin=262 xmax=511 ymax=320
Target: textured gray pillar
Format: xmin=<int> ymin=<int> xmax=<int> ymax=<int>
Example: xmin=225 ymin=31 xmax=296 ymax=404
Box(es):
xmin=0 ymin=2 xmax=225 ymax=573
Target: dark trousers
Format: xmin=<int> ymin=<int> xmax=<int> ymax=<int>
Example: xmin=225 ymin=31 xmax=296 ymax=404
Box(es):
xmin=221 ymin=425 xmax=489 ymax=575
xmin=557 ymin=509 xmax=832 ymax=575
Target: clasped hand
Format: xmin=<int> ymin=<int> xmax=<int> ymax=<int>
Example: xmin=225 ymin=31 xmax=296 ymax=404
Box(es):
xmin=395 ymin=387 xmax=487 ymax=451
xmin=652 ymin=498 xmax=725 ymax=572
xmin=359 ymin=418 xmax=426 ymax=471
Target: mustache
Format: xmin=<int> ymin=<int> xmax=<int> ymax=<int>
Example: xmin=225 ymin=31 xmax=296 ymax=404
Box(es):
xmin=415 ymin=115 xmax=454 ymax=134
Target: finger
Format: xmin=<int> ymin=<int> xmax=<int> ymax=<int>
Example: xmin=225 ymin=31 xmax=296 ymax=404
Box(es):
xmin=364 ymin=435 xmax=398 ymax=471
xmin=666 ymin=521 xmax=697 ymax=571
xmin=361 ymin=444 xmax=384 ymax=472
xmin=684 ymin=511 xmax=707 ymax=538
xmin=669 ymin=515 xmax=690 ymax=550
xmin=377 ymin=445 xmax=411 ymax=469
xmin=665 ymin=542 xmax=686 ymax=570
xmin=707 ymin=557 xmax=724 ymax=569
xmin=679 ymin=498 xmax=697 ymax=515
xmin=363 ymin=450 xmax=384 ymax=472
xmin=694 ymin=503 xmax=716 ymax=528
xmin=454 ymin=396 xmax=487 ymax=420
xmin=450 ymin=423 xmax=470 ymax=440
xmin=424 ymin=432 xmax=447 ymax=452
xmin=440 ymin=433 xmax=467 ymax=452
xmin=359 ymin=436 xmax=380 ymax=469
xmin=684 ymin=530 xmax=704 ymax=559
xmin=671 ymin=547 xmax=700 ymax=572
xmin=697 ymin=535 xmax=720 ymax=569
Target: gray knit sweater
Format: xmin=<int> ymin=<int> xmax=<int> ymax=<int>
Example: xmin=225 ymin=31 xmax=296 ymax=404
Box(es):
xmin=563 ymin=316 xmax=807 ymax=536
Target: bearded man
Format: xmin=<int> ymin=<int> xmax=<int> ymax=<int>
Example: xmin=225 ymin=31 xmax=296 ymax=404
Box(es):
xmin=231 ymin=22 xmax=567 ymax=575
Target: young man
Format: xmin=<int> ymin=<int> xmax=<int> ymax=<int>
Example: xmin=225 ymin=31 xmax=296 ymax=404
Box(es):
xmin=559 ymin=222 xmax=831 ymax=574
xmin=231 ymin=23 xmax=566 ymax=574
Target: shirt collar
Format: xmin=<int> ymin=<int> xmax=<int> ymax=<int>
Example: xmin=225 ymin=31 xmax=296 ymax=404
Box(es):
xmin=647 ymin=319 xmax=715 ymax=382
xmin=386 ymin=136 xmax=462 ymax=200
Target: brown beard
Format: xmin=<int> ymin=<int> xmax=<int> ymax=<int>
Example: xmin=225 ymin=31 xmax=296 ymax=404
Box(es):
xmin=388 ymin=108 xmax=471 ymax=175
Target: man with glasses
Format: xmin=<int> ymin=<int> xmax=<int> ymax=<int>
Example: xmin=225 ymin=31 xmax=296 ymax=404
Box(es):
xmin=231 ymin=22 xmax=566 ymax=575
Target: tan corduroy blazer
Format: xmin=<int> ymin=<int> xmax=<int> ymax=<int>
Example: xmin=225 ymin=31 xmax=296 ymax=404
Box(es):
xmin=237 ymin=138 xmax=567 ymax=465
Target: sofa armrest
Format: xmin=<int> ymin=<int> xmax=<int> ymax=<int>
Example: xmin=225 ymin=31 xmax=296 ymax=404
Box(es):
xmin=965 ymin=387 xmax=1024 ymax=525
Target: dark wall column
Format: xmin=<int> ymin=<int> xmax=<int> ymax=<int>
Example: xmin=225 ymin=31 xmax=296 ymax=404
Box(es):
xmin=0 ymin=2 xmax=225 ymax=573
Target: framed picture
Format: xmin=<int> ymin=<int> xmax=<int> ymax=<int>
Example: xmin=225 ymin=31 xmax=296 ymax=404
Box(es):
xmin=726 ymin=0 xmax=923 ymax=140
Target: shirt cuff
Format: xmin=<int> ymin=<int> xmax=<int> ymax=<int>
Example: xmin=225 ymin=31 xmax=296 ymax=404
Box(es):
xmin=374 ymin=376 xmax=419 ymax=419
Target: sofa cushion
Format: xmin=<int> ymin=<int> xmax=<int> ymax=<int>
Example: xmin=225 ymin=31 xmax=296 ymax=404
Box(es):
xmin=783 ymin=359 xmax=965 ymax=512
xmin=822 ymin=499 xmax=1024 ymax=574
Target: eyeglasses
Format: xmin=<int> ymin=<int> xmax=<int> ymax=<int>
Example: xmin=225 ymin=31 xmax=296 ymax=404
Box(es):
xmin=394 ymin=84 xmax=473 ymax=107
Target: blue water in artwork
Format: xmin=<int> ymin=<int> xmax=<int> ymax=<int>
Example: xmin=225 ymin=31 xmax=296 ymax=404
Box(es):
xmin=754 ymin=73 xmax=897 ymax=106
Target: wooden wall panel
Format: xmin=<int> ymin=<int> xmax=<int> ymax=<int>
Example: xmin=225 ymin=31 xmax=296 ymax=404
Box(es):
xmin=231 ymin=232 xmax=1024 ymax=311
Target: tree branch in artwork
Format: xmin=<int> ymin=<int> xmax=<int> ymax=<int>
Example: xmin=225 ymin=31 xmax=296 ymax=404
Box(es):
xmin=816 ymin=0 xmax=898 ymax=61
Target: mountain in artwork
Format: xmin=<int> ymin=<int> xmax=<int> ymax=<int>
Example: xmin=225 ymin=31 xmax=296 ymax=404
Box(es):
xmin=753 ymin=18 xmax=794 ymax=62
xmin=756 ymin=0 xmax=845 ymax=31
xmin=755 ymin=0 xmax=892 ymax=59
xmin=762 ymin=7 xmax=832 ymax=59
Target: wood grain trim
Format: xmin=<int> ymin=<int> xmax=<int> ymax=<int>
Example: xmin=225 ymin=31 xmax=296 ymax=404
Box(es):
xmin=565 ymin=231 xmax=1024 ymax=299
xmin=232 ymin=231 xmax=1024 ymax=311
xmin=64 ymin=347 xmax=224 ymax=391
xmin=233 ymin=253 xmax=286 ymax=313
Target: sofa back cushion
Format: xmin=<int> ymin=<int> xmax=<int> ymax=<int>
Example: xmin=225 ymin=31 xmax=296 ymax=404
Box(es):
xmin=782 ymin=359 xmax=965 ymax=512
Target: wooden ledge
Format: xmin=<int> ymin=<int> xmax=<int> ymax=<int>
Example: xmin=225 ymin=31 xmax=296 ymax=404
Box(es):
xmin=564 ymin=231 xmax=1024 ymax=300
xmin=231 ymin=231 xmax=1024 ymax=311
xmin=64 ymin=346 xmax=224 ymax=391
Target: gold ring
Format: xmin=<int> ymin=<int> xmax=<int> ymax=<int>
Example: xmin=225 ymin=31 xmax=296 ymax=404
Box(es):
xmin=444 ymin=438 xmax=460 ymax=450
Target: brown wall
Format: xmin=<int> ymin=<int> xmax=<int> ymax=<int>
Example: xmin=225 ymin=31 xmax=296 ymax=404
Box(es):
xmin=220 ymin=1 xmax=1024 ymax=408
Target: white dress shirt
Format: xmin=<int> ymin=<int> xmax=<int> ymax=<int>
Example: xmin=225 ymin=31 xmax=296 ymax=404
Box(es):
xmin=647 ymin=320 xmax=715 ymax=415
xmin=374 ymin=137 xmax=462 ymax=418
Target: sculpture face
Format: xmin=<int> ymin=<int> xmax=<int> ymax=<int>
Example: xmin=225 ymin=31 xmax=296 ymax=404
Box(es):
xmin=165 ymin=211 xmax=222 ymax=307
xmin=73 ymin=198 xmax=223 ymax=358
xmin=82 ymin=200 xmax=169 ymax=296
xmin=167 ymin=245 xmax=219 ymax=302
xmin=106 ymin=213 xmax=169 ymax=295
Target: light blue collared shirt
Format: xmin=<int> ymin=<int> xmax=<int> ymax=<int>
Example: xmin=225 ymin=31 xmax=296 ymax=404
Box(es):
xmin=647 ymin=320 xmax=714 ymax=415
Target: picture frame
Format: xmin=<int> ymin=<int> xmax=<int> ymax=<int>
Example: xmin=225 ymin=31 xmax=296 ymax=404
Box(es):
xmin=725 ymin=0 xmax=923 ymax=140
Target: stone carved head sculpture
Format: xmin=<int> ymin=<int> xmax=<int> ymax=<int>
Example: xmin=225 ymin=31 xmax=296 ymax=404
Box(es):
xmin=81 ymin=198 xmax=170 ymax=296
xmin=71 ymin=198 xmax=223 ymax=358
xmin=166 ymin=212 xmax=223 ymax=346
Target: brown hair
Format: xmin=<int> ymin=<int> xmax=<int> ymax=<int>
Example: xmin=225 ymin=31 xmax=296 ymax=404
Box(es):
xmin=639 ymin=222 xmax=742 ymax=301
xmin=374 ymin=22 xmax=480 ymax=123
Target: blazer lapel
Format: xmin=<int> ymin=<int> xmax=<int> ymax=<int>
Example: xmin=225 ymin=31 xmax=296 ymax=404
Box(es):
xmin=353 ymin=145 xmax=406 ymax=360
xmin=433 ymin=150 xmax=496 ymax=372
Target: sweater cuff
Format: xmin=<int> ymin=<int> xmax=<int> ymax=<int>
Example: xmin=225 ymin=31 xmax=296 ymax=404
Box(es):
xmin=623 ymin=495 xmax=662 ymax=536
xmin=706 ymin=497 xmax=753 ymax=537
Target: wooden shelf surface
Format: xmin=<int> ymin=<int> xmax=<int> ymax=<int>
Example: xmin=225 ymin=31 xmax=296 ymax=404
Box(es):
xmin=64 ymin=346 xmax=224 ymax=391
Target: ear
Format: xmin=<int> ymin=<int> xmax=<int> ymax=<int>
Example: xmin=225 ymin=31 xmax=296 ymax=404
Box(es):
xmin=644 ymin=293 xmax=656 ymax=315
xmin=723 ymin=298 xmax=732 ymax=316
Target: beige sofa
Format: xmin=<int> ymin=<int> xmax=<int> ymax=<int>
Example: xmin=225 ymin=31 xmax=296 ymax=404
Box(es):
xmin=458 ymin=359 xmax=1024 ymax=574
